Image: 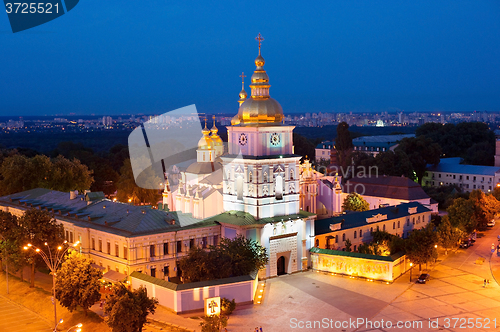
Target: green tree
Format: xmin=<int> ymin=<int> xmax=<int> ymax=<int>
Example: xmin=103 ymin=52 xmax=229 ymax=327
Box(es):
xmin=374 ymin=150 xmax=414 ymax=179
xmin=464 ymin=142 xmax=495 ymax=166
xmin=405 ymin=224 xmax=438 ymax=272
xmin=396 ymin=136 xmax=441 ymax=184
xmin=179 ymin=235 xmax=268 ymax=283
xmin=18 ymin=208 xmax=65 ymax=287
xmin=0 ymin=211 xmax=26 ymax=282
xmin=469 ymin=190 xmax=499 ymax=229
xmin=221 ymin=298 xmax=236 ymax=316
xmin=335 ymin=122 xmax=353 ymax=170
xmin=105 ymin=284 xmax=158 ymax=332
xmin=342 ymin=192 xmax=369 ymax=212
xmin=437 ymin=216 xmax=462 ymax=255
xmin=446 ymin=197 xmax=476 ymax=233
xmin=0 ymin=154 xmax=94 ymax=195
xmin=55 ymin=250 xmax=103 ymax=315
xmin=200 ymin=315 xmax=228 ymax=332
xmin=344 ymin=238 xmax=352 ymax=252
xmin=116 ymin=159 xmax=161 ymax=206
xmin=293 ymin=133 xmax=316 ymax=161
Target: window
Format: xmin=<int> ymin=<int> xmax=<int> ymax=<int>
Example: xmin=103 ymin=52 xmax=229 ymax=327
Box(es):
xmin=418 ymin=216 xmax=420 ymax=223
xmin=315 ymin=239 xmax=319 ymax=247
xmin=383 ymin=224 xmax=386 ymax=232
xmin=342 ymin=233 xmax=345 ymax=241
xmin=335 ymin=235 xmax=338 ymax=243
xmin=473 ymin=176 xmax=476 ymax=181
xmin=202 ymin=237 xmax=207 ymax=249
xmin=398 ymin=220 xmax=400 ymax=228
xmin=236 ymin=177 xmax=244 ymax=200
xmin=65 ymin=231 xmax=69 ymax=241
xmin=453 ymin=175 xmax=456 ymax=179
xmin=176 ymin=240 xmax=182 ymax=253
xmin=407 ymin=218 xmax=410 ymax=226
xmin=70 ymin=232 xmax=73 ymax=243
xmin=249 ymin=172 xmax=253 ymax=183
xmin=370 ymin=227 xmax=373 ymax=233
xmin=376 ymin=226 xmax=379 ymax=231
xmin=354 ymin=231 xmax=357 ymax=239
xmin=275 ymin=175 xmax=283 ymax=200
xmin=438 ymin=174 xmax=441 ymax=178
xmin=412 ymin=217 xmax=415 ymax=225
xmin=213 ymin=235 xmax=218 ymax=246
xmin=290 ymin=169 xmax=294 ymax=180
xmin=115 ymin=244 xmax=119 ymax=257
xmin=163 ymin=265 xmax=169 ymax=277
xmin=150 ymin=244 xmax=155 ymax=257
xmin=359 ymin=229 xmax=362 ymax=237
xmin=99 ymin=240 xmax=102 ymax=252
xmin=123 ymin=247 xmax=128 ymax=260
xmin=91 ymin=238 xmax=95 ymax=250
xmin=107 ymin=242 xmax=111 ymax=254
xmin=354 ymin=245 xmax=357 ymax=251
xmin=163 ymin=243 xmax=169 ymax=255
xmin=264 ymin=172 xmax=268 ymax=182
xmin=466 ymin=176 xmax=469 ymax=180
xmin=189 ymin=238 xmax=195 ymax=249
xmin=151 ymin=268 xmax=156 ymax=278
xmin=393 ymin=222 xmax=395 ymax=229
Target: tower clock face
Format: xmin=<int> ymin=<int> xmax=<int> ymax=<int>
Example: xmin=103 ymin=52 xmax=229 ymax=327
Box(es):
xmin=239 ymin=133 xmax=248 ymax=146
xmin=270 ymin=133 xmax=281 ymax=146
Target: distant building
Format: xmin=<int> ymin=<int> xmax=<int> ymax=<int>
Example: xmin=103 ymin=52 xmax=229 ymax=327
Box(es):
xmin=423 ymin=158 xmax=500 ymax=193
xmin=102 ymin=116 xmax=113 ymax=127
xmin=315 ymin=141 xmax=334 ymax=163
xmin=351 ymin=134 xmax=414 ymax=157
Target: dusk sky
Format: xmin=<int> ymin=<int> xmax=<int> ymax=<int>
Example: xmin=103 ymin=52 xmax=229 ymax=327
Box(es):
xmin=1 ymin=1 xmax=499 ymax=116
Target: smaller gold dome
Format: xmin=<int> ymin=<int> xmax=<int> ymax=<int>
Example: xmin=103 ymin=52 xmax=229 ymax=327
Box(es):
xmin=239 ymin=89 xmax=248 ymax=99
xmin=255 ymin=54 xmax=265 ymax=67
xmin=198 ymin=122 xmax=214 ymax=150
xmin=210 ymin=119 xmax=223 ymax=146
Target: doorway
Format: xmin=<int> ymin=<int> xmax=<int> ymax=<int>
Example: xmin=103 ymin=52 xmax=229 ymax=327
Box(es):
xmin=277 ymin=256 xmax=286 ymax=275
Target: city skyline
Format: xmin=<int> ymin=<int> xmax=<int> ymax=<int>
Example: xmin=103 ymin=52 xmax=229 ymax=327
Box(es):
xmin=1 ymin=1 xmax=499 ymax=116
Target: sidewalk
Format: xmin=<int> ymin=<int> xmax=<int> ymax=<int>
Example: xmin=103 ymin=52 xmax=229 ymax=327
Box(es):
xmin=490 ymin=246 xmax=500 ymax=286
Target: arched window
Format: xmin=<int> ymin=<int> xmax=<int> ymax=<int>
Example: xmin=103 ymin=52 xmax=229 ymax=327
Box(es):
xmin=360 ymin=229 xmax=363 ymax=237
xmin=412 ymin=217 xmax=415 ymax=225
xmin=249 ymin=172 xmax=253 ymax=183
xmin=393 ymin=222 xmax=396 ymax=229
xmin=407 ymin=218 xmax=410 ymax=226
xmin=354 ymin=231 xmax=357 ymax=239
xmin=342 ymin=233 xmax=345 ymax=241
xmin=290 ymin=169 xmax=294 ymax=180
xmin=398 ymin=220 xmax=400 ymax=228
xmin=236 ymin=177 xmax=243 ymax=200
xmin=275 ymin=175 xmax=283 ymax=200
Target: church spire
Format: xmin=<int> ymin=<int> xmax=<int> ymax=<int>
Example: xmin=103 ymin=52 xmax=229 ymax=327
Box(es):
xmin=238 ymin=72 xmax=247 ymax=106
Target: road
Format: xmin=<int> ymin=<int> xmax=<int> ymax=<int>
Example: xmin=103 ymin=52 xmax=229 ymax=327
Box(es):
xmin=0 ymin=295 xmax=52 ymax=332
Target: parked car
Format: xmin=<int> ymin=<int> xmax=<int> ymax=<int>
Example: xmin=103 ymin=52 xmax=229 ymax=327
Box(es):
xmin=487 ymin=219 xmax=496 ymax=227
xmin=416 ymin=274 xmax=430 ymax=284
xmin=459 ymin=238 xmax=472 ymax=248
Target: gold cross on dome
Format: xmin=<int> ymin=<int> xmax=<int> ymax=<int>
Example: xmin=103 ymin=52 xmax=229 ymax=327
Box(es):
xmin=255 ymin=33 xmax=264 ymax=54
xmin=239 ymin=72 xmax=246 ymax=89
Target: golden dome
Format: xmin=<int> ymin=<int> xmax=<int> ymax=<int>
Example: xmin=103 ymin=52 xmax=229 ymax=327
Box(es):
xmin=239 ymin=89 xmax=247 ymax=100
xmin=232 ymin=34 xmax=284 ymax=126
xmin=210 ymin=117 xmax=223 ymax=146
xmin=198 ymin=121 xmax=214 ymax=150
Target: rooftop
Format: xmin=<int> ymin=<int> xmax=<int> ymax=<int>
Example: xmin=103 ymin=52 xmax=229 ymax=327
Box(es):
xmin=346 ymin=176 xmax=430 ymax=200
xmin=315 ymin=201 xmax=431 ymax=236
xmin=426 ymin=160 xmax=500 ymax=176
xmin=0 ymin=188 xmax=216 ymax=237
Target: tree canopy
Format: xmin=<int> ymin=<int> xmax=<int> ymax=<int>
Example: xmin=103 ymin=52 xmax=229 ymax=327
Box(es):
xmin=0 ymin=154 xmax=94 ymax=195
xmin=342 ymin=192 xmax=369 ymax=212
xmin=104 ymin=284 xmax=158 ymax=332
xmin=395 ymin=136 xmax=441 ymax=184
xmin=335 ymin=122 xmax=353 ymax=170
xmin=405 ymin=224 xmax=438 ymax=271
xmin=116 ymin=159 xmax=162 ymax=206
xmin=437 ymin=216 xmax=463 ymax=255
xmin=179 ymin=234 xmax=268 ymax=283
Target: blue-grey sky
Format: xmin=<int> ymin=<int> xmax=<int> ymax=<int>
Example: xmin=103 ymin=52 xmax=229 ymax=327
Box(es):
xmin=1 ymin=1 xmax=499 ymax=116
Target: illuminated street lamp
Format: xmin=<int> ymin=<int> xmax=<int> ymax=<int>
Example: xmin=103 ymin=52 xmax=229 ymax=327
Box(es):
xmin=24 ymin=241 xmax=80 ymax=332
xmin=66 ymin=323 xmax=83 ymax=332
xmin=409 ymin=262 xmax=413 ymax=282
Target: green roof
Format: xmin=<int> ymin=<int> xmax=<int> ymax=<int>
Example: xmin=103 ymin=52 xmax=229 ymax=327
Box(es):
xmin=203 ymin=210 xmax=316 ymax=226
xmin=130 ymin=271 xmax=257 ymax=291
xmin=310 ymin=247 xmax=402 ymax=262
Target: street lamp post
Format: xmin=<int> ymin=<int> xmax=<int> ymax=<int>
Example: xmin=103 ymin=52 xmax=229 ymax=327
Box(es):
xmin=409 ymin=262 xmax=413 ymax=282
xmin=434 ymin=244 xmax=438 ymax=263
xmin=24 ymin=241 xmax=79 ymax=332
